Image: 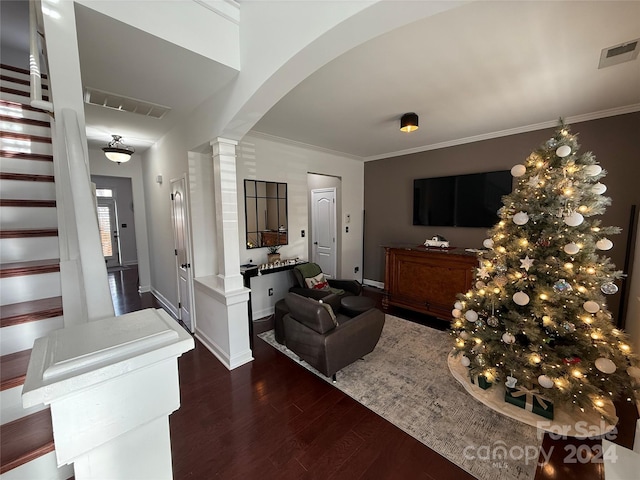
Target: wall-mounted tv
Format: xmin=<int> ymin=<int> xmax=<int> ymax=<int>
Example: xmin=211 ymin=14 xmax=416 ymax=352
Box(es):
xmin=413 ymin=170 xmax=512 ymax=228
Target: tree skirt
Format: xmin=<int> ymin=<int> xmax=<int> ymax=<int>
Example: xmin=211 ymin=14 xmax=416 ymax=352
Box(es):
xmin=448 ymin=353 xmax=617 ymax=438
xmin=259 ymin=315 xmax=540 ymax=480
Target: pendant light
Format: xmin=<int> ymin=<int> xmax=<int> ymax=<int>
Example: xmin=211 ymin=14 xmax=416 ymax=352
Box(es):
xmin=400 ymin=112 xmax=419 ymax=133
xmin=102 ymin=135 xmax=134 ymax=164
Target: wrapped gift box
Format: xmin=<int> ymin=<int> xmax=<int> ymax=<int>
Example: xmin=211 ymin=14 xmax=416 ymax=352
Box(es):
xmin=470 ymin=374 xmax=492 ymax=390
xmin=505 ymin=386 xmax=554 ymax=419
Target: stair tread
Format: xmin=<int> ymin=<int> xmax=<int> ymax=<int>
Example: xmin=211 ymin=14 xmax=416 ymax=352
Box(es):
xmin=0 ymin=296 xmax=63 ymax=328
xmin=0 ymin=150 xmax=53 ymax=162
xmin=0 ymin=64 xmax=48 ymax=79
xmin=0 ymin=409 xmax=54 ymax=475
xmin=0 ymin=199 xmax=56 ymax=207
xmin=0 ymin=114 xmax=50 ymax=128
xmin=0 ymin=86 xmax=49 ymax=102
xmin=0 ymin=259 xmax=60 ymax=278
xmin=0 ymin=172 xmax=54 ymax=182
xmin=0 ymin=75 xmax=49 ymax=90
xmin=0 ymin=228 xmax=58 ymax=239
xmin=0 ymin=349 xmax=30 ymax=391
xmin=0 ymin=99 xmax=51 ymax=116
xmin=0 ymin=131 xmax=52 ymax=144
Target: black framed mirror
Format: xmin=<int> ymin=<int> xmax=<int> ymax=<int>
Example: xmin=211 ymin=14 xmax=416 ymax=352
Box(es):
xmin=244 ymin=180 xmax=288 ymax=249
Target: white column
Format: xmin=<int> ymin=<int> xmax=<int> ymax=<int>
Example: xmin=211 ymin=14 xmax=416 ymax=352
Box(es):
xmin=211 ymin=137 xmax=244 ymax=292
xmin=22 ymin=309 xmax=194 ymax=479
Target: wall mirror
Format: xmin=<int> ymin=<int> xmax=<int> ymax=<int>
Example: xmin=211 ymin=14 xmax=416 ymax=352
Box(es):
xmin=244 ymin=180 xmax=288 ymax=249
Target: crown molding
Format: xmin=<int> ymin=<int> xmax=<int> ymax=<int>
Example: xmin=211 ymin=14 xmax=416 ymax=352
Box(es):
xmin=193 ymin=0 xmax=240 ymax=25
xmin=363 ymin=104 xmax=640 ymax=162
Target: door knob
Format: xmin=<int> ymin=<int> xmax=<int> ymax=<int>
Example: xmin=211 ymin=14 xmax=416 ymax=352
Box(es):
xmin=181 ymin=263 xmax=190 ymax=268
xmin=313 ymin=241 xmax=318 ymax=245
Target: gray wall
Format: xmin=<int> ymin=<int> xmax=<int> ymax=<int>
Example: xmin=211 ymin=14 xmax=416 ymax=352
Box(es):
xmin=364 ymin=113 xmax=640 ymax=320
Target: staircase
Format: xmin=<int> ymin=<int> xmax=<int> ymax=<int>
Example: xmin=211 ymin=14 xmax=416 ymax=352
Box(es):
xmin=0 ymin=64 xmax=72 ymax=479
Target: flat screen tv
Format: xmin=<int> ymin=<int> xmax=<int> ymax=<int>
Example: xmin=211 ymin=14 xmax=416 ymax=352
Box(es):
xmin=413 ymin=170 xmax=512 ymax=228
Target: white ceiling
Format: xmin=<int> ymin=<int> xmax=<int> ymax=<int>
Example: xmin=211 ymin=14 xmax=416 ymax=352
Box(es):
xmin=252 ymin=1 xmax=640 ymax=160
xmin=3 ymin=1 xmax=639 ymax=159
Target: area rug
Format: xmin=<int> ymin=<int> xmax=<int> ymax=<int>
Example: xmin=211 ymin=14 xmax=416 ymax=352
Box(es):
xmin=258 ymin=315 xmax=541 ymax=480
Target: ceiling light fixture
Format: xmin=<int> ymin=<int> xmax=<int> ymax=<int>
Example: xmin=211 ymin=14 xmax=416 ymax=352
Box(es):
xmin=102 ymin=135 xmax=134 ymax=164
xmin=400 ymin=112 xmax=419 ymax=133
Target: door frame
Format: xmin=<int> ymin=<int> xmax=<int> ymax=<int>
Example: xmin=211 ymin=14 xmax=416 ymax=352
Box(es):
xmin=310 ymin=187 xmax=337 ymax=278
xmin=170 ymin=175 xmax=196 ymax=332
xmin=97 ymin=196 xmax=121 ymax=268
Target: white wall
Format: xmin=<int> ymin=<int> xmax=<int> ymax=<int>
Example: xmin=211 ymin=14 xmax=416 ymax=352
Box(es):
xmin=237 ymin=134 xmax=364 ymax=280
xmin=88 ymin=147 xmax=151 ymax=291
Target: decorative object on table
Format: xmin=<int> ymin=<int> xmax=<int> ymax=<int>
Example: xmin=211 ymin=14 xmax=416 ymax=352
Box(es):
xmin=266 ymin=245 xmax=281 ymax=263
xmin=423 ymin=234 xmax=449 ymax=248
xmin=450 ymin=122 xmax=639 ymax=425
xmin=505 ymin=386 xmax=554 ymax=420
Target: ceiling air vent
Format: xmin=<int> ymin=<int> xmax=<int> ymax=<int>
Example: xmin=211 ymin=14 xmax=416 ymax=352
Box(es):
xmin=598 ymin=39 xmax=639 ymax=69
xmin=84 ymin=87 xmax=171 ymax=119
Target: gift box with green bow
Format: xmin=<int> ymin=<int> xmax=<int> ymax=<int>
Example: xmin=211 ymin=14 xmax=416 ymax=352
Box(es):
xmin=470 ymin=374 xmax=492 ymax=390
xmin=505 ymin=386 xmax=554 ymax=419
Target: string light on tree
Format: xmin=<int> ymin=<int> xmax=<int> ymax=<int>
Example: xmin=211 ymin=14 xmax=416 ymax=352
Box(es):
xmin=450 ymin=122 xmax=638 ymax=423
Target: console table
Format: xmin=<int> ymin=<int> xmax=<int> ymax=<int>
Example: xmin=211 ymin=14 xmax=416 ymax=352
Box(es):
xmin=383 ymin=245 xmax=478 ymax=320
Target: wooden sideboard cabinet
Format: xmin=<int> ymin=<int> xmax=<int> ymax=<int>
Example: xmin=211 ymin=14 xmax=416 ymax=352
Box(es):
xmin=383 ymin=245 xmax=478 ymax=321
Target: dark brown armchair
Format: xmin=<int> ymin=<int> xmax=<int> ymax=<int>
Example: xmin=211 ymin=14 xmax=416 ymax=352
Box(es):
xmin=283 ymin=293 xmax=385 ymax=381
xmin=289 ymin=262 xmax=362 ymax=301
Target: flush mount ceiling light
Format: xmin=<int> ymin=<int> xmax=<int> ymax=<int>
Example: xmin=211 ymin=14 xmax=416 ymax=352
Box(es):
xmin=102 ymin=135 xmax=134 ymax=164
xmin=400 ymin=112 xmax=419 ymax=133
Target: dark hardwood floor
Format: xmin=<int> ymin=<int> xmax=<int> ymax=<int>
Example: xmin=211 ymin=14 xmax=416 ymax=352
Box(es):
xmin=107 ymin=265 xmax=160 ymax=315
xmin=110 ymin=277 xmax=637 ymax=479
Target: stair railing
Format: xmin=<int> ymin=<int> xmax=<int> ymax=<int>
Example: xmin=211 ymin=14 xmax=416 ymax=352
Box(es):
xmin=28 ymin=0 xmax=53 ymax=113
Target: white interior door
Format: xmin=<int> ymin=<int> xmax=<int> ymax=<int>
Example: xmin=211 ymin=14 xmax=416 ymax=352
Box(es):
xmin=97 ymin=197 xmax=121 ymax=268
xmin=311 ymin=188 xmax=337 ymax=278
xmin=171 ymin=177 xmax=193 ymax=331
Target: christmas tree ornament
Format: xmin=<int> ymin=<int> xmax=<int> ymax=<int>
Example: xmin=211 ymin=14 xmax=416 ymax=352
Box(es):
xmin=513 ymin=291 xmax=530 ymax=305
xmin=583 ymin=300 xmax=600 ymax=313
xmin=502 ymin=332 xmax=516 ymax=344
xmin=538 ymin=375 xmax=554 ymax=389
xmin=459 ymin=331 xmax=470 ymax=340
xmin=546 ymin=138 xmax=558 ymax=148
xmin=513 ymin=212 xmax=529 ymax=225
xmin=475 ymin=319 xmax=484 ymax=328
xmin=536 ymin=237 xmax=551 ymax=247
xmin=454 ymin=301 xmax=463 ymax=310
xmin=483 ymin=238 xmax=494 ymax=248
xmin=596 ymin=238 xmax=613 ymax=250
xmin=563 ymin=212 xmax=584 ymax=226
xmin=562 ymin=321 xmax=576 ymax=332
xmin=505 ymin=375 xmax=518 ymax=388
xmin=592 ymin=182 xmax=607 ymax=195
xmin=487 ymin=316 xmax=499 ymax=327
xmin=553 ymin=279 xmax=573 ymax=293
xmin=594 ymin=357 xmax=617 ymax=374
xmin=460 ymin=356 xmax=471 ymax=367
xmin=601 ymin=282 xmax=619 ymax=295
xmin=527 ymin=175 xmax=540 ymax=187
xmin=476 ymin=354 xmax=486 ymax=366
xmin=627 ymin=366 xmax=640 ymax=379
xmin=520 ymin=256 xmax=534 ymax=271
xmin=494 ymin=275 xmax=508 ymax=287
xmin=584 ymin=165 xmax=602 ymax=176
xmin=556 ymin=145 xmax=572 ymax=158
xmin=452 ymin=308 xmax=462 ymax=318
xmin=511 ymin=164 xmax=526 ymax=177
xmin=475 ymin=281 xmax=486 ymax=289
xmin=477 ymin=267 xmax=490 ymax=279
xmin=563 ymin=356 xmax=582 ymax=365
xmin=465 ymin=310 xmax=479 ymax=322
xmin=563 ymin=242 xmax=580 ymax=255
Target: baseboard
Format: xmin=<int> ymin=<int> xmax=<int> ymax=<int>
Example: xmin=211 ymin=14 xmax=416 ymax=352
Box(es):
xmin=138 ymin=284 xmax=151 ymax=293
xmin=363 ymin=279 xmax=384 ymax=289
xmin=253 ymin=306 xmax=275 ymax=321
xmin=151 ymin=287 xmax=178 ymax=319
xmin=123 ymin=261 xmax=138 ymax=267
xmin=195 ymin=328 xmax=253 ymax=370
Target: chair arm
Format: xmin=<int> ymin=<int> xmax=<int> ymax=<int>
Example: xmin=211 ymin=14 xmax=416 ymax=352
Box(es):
xmin=327 ymin=279 xmax=362 ymax=296
xmin=288 ymin=286 xmax=333 ymax=301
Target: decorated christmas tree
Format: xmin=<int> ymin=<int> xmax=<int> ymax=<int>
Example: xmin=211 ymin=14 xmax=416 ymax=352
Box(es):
xmin=451 ymin=122 xmax=639 ymax=421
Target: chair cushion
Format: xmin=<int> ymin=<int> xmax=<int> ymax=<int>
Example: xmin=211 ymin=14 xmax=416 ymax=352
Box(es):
xmin=285 ymin=293 xmax=337 ymax=334
xmin=305 ymin=272 xmax=330 ymax=290
xmin=294 ymin=263 xmax=323 ymax=286
xmin=318 ymin=299 xmax=338 ymax=326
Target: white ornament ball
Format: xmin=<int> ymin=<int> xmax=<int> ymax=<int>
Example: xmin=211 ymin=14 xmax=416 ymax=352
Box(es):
xmin=513 ymin=291 xmax=530 ymax=306
xmin=596 ymin=238 xmax=613 ymax=251
xmin=564 ymin=242 xmax=580 ymax=255
xmin=452 ymin=308 xmax=462 ymax=318
xmin=627 ymin=366 xmax=640 ymax=379
xmin=502 ymin=332 xmax=516 ymax=344
xmin=592 ymin=183 xmax=607 ymax=195
xmin=511 ymin=164 xmax=526 ymax=177
xmin=584 ymin=165 xmax=602 ymax=176
xmin=475 ymin=281 xmax=486 ymax=289
xmin=556 ymin=145 xmax=572 ymax=158
xmin=483 ymin=238 xmax=494 ymax=249
xmin=461 ymin=356 xmax=471 ymax=367
xmin=538 ymin=375 xmax=554 ymax=389
xmin=454 ymin=301 xmax=463 ymax=310
xmin=563 ymin=212 xmax=584 ymax=227
xmin=583 ymin=300 xmax=600 ymax=313
xmin=459 ymin=331 xmax=470 ymax=340
xmin=594 ymin=357 xmax=617 ymax=374
xmin=513 ymin=211 xmax=529 ymax=225
xmin=465 ymin=310 xmax=479 ymax=322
